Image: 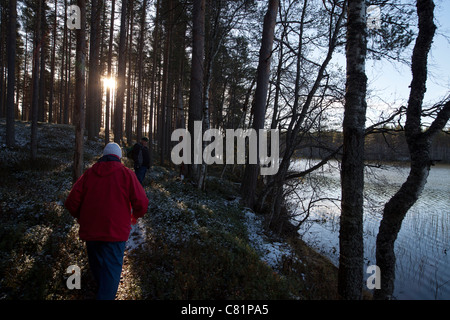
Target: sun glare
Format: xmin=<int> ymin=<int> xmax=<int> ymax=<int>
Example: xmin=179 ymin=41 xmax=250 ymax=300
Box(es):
xmin=102 ymin=77 xmax=116 ymax=90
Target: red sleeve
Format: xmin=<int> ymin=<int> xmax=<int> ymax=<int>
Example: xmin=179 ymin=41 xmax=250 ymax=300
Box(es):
xmin=128 ymin=169 xmax=149 ymax=219
xmin=64 ymin=172 xmax=87 ymax=219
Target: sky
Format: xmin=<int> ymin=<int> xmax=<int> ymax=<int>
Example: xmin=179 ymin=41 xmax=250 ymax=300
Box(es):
xmin=367 ymin=0 xmax=450 ymax=112
xmin=325 ymin=0 xmax=450 ymax=129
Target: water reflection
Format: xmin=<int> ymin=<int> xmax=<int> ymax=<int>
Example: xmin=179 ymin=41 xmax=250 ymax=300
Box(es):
xmin=290 ymin=159 xmax=450 ymax=300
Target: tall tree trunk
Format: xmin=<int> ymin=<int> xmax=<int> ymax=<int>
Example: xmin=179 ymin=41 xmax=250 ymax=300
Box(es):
xmin=262 ymin=0 xmax=319 ymax=227
xmin=148 ymin=0 xmax=161 ymax=167
xmin=38 ymin=1 xmax=47 ymax=123
xmin=197 ymin=0 xmax=226 ymax=190
xmin=0 ymin=5 xmax=5 ymax=118
xmin=175 ymin=22 xmax=187 ymax=130
xmin=73 ymin=0 xmax=86 ymax=183
xmin=98 ymin=0 xmax=106 ymax=134
xmin=48 ymin=0 xmax=57 ymax=124
xmin=136 ymin=0 xmax=148 ymax=142
xmin=31 ymin=0 xmax=43 ymax=161
xmin=6 ymin=0 xmax=17 ymax=147
xmin=59 ymin=0 xmax=68 ymax=124
xmin=63 ymin=33 xmax=71 ymax=124
xmin=105 ymin=0 xmax=115 ymax=145
xmin=114 ymin=0 xmax=128 ymax=144
xmin=374 ymin=0 xmax=450 ymax=300
xmin=87 ymin=0 xmax=102 ymax=140
xmin=125 ymin=0 xmax=134 ymax=144
xmin=22 ymin=31 xmax=28 ymax=121
xmin=240 ymin=0 xmax=279 ymax=208
xmin=5 ymin=0 xmax=17 ymax=147
xmin=338 ymin=0 xmax=367 ymax=300
xmin=188 ymin=0 xmax=205 ymax=183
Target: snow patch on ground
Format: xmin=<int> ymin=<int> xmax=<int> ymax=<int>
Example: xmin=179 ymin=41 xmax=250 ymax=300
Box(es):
xmin=243 ymin=209 xmax=296 ymax=271
xmin=126 ymin=219 xmax=148 ymax=252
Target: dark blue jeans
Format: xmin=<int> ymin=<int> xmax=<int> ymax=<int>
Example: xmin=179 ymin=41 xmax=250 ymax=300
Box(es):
xmin=135 ymin=166 xmax=147 ymax=185
xmin=86 ymin=241 xmax=126 ymax=300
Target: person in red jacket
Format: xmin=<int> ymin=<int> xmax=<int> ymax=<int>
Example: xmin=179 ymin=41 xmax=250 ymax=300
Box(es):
xmin=65 ymin=142 xmax=149 ymax=300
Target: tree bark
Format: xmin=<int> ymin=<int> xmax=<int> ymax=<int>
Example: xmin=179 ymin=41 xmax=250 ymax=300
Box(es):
xmin=31 ymin=0 xmax=43 ymax=161
xmin=6 ymin=0 xmax=17 ymax=147
xmin=148 ymin=0 xmax=161 ymax=167
xmin=73 ymin=0 xmax=86 ymax=183
xmin=188 ymin=0 xmax=205 ymax=184
xmin=0 ymin=6 xmax=5 ymax=118
xmin=48 ymin=0 xmax=58 ymax=124
xmin=136 ymin=0 xmax=148 ymax=142
xmin=21 ymin=31 xmax=28 ymax=121
xmin=87 ymin=0 xmax=102 ymax=140
xmin=114 ymin=0 xmax=128 ymax=144
xmin=105 ymin=0 xmax=115 ymax=145
xmin=59 ymin=0 xmax=68 ymax=124
xmin=63 ymin=32 xmax=71 ymax=124
xmin=125 ymin=0 xmax=134 ymax=144
xmin=38 ymin=2 xmax=47 ymax=123
xmin=374 ymin=0 xmax=450 ymax=300
xmin=338 ymin=0 xmax=367 ymax=300
xmin=240 ymin=0 xmax=279 ymax=209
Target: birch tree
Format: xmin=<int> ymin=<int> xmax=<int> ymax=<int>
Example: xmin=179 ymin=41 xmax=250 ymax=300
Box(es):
xmin=338 ymin=0 xmax=368 ymax=300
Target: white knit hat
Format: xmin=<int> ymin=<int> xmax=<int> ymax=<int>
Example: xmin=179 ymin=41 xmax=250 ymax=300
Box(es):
xmin=103 ymin=142 xmax=122 ymax=159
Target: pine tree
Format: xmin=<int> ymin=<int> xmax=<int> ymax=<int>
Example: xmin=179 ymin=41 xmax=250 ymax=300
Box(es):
xmin=73 ymin=0 xmax=86 ymax=183
xmin=5 ymin=0 xmax=17 ymax=147
xmin=114 ymin=0 xmax=128 ymax=144
xmin=30 ymin=0 xmax=43 ymax=160
xmin=240 ymin=0 xmax=279 ymax=208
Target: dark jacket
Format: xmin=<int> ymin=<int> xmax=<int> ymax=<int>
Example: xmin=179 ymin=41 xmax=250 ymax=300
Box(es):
xmin=132 ymin=143 xmax=150 ymax=169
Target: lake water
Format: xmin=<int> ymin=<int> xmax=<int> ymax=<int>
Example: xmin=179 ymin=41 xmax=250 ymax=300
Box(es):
xmin=289 ymin=159 xmax=450 ymax=300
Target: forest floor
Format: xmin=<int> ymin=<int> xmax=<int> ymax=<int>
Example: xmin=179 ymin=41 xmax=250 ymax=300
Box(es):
xmin=0 ymin=120 xmax=341 ymax=300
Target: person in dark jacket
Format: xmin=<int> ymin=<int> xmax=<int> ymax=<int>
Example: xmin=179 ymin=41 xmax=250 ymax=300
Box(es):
xmin=132 ymin=137 xmax=150 ymax=185
xmin=65 ymin=142 xmax=149 ymax=300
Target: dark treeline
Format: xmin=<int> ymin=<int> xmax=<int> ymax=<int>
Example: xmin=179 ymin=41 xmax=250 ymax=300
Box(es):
xmin=0 ymin=0 xmax=259 ymax=158
xmin=294 ymin=129 xmax=450 ymax=163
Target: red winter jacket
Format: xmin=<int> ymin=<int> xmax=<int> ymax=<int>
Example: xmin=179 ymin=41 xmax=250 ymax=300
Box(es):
xmin=65 ymin=156 xmax=149 ymax=242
